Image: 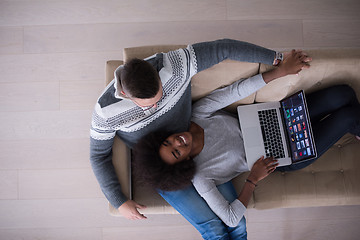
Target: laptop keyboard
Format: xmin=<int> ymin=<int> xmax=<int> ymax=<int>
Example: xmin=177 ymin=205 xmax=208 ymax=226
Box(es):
xmin=258 ymin=109 xmax=285 ymax=159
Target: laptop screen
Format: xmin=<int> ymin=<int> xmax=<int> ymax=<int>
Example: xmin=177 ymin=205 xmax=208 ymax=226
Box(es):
xmin=280 ymin=91 xmax=317 ymax=163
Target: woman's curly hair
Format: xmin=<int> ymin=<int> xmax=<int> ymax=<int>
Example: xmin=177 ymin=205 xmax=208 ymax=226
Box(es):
xmin=132 ymin=131 xmax=196 ymax=191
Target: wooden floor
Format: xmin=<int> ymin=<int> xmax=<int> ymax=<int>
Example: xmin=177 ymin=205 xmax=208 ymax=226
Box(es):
xmin=1 ymin=0 xmax=360 ymax=239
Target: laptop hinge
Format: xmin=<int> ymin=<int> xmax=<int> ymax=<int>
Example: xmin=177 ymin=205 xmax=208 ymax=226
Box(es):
xmin=279 ymin=107 xmax=292 ymax=158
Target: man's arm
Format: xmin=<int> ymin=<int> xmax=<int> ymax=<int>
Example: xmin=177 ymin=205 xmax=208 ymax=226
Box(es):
xmin=90 ymin=115 xmax=147 ymax=220
xmin=90 ymin=137 xmax=126 ymax=207
xmin=191 ymin=38 xmax=277 ymax=73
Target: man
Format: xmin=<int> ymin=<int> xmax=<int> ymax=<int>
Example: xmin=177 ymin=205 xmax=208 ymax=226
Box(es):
xmin=90 ymin=39 xmax=308 ymax=238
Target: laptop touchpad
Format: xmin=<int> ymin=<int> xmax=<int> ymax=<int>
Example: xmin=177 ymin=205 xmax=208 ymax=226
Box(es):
xmin=243 ymin=127 xmax=261 ymax=147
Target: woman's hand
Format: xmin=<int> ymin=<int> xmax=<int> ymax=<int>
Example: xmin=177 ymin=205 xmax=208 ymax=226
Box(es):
xmin=279 ymin=50 xmax=312 ymax=75
xmin=263 ymin=50 xmax=312 ymax=83
xmin=237 ymin=156 xmax=278 ymax=207
xmin=247 ymin=156 xmax=278 ymax=184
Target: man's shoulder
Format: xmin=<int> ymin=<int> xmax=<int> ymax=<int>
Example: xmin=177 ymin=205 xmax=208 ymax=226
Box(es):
xmin=94 ymin=80 xmax=135 ymax=121
xmin=97 ymin=82 xmax=122 ymax=109
xmin=158 ymin=46 xmax=198 ymax=79
xmin=145 ymin=53 xmax=164 ymax=73
xmin=146 ymin=50 xmax=187 ymax=72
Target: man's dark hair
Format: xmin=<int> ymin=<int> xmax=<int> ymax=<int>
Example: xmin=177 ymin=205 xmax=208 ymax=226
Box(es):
xmin=132 ymin=131 xmax=196 ymax=191
xmin=120 ymin=58 xmax=160 ymax=99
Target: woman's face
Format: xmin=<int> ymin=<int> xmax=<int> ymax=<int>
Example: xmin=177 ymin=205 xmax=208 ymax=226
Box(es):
xmin=159 ymin=132 xmax=193 ymax=165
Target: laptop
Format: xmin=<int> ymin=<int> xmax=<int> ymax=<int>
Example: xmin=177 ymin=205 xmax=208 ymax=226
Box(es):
xmin=237 ymin=90 xmax=317 ymax=170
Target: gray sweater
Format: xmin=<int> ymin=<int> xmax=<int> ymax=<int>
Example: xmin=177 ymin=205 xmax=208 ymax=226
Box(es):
xmin=191 ymin=74 xmax=266 ymax=227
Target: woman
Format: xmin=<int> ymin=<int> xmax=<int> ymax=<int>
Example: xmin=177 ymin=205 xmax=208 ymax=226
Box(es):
xmin=134 ymin=51 xmax=360 ymax=237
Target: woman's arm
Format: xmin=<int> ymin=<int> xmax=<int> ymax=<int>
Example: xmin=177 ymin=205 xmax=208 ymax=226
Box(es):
xmin=192 ymin=177 xmax=246 ymax=228
xmin=192 ymin=50 xmax=311 ymax=118
xmin=237 ymin=156 xmax=278 ymax=207
xmin=192 ymin=74 xmax=266 ymax=118
xmin=193 ymin=156 xmax=278 ymax=227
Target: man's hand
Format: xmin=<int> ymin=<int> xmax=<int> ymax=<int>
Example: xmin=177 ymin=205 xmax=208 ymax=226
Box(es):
xmin=263 ymin=50 xmax=312 ymax=83
xmin=247 ymin=156 xmax=278 ymax=184
xmin=279 ymin=50 xmax=312 ymax=75
xmin=118 ymin=200 xmax=147 ymax=220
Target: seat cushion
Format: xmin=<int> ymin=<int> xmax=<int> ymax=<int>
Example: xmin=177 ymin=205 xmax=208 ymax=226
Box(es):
xmin=232 ymin=134 xmax=360 ymax=210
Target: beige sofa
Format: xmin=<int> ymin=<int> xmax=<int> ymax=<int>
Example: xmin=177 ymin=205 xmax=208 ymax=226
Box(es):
xmin=107 ymin=45 xmax=360 ymax=216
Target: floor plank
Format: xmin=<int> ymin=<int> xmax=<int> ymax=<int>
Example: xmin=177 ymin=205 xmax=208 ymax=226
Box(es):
xmin=227 ymin=0 xmax=360 ymax=20
xmin=0 ymin=0 xmax=226 ymax=26
xmin=0 ymin=110 xmax=91 ymax=140
xmin=23 ymin=20 xmax=303 ymax=54
xmin=0 ymin=198 xmax=190 ymax=228
xmin=247 ymin=217 xmax=360 ymax=240
xmin=0 ymin=27 xmax=23 ymax=54
xmin=0 ymin=228 xmax=102 ymax=240
xmin=60 ymin=80 xmax=104 ymax=110
xmin=0 ymin=170 xmax=18 ymax=200
xmin=304 ymin=20 xmax=360 ymax=47
xmin=103 ymin=226 xmax=202 ymax=240
xmin=0 ymin=82 xmax=59 ymax=112
xmin=18 ymin=169 xmax=102 ymax=199
xmin=0 ymin=139 xmax=90 ymax=170
xmin=0 ymin=52 xmax=122 ymax=83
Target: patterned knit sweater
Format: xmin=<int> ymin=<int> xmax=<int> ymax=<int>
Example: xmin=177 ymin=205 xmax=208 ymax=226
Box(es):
xmin=90 ymin=39 xmax=276 ymax=208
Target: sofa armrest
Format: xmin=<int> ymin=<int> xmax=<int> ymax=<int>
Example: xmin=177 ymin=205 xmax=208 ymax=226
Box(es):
xmin=108 ymin=136 xmax=132 ymax=216
xmin=106 ymin=60 xmax=123 ymax=85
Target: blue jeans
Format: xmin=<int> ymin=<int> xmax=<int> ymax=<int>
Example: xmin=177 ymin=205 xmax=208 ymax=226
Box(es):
xmin=278 ymin=84 xmax=360 ymax=171
xmin=158 ymin=181 xmax=247 ymax=240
